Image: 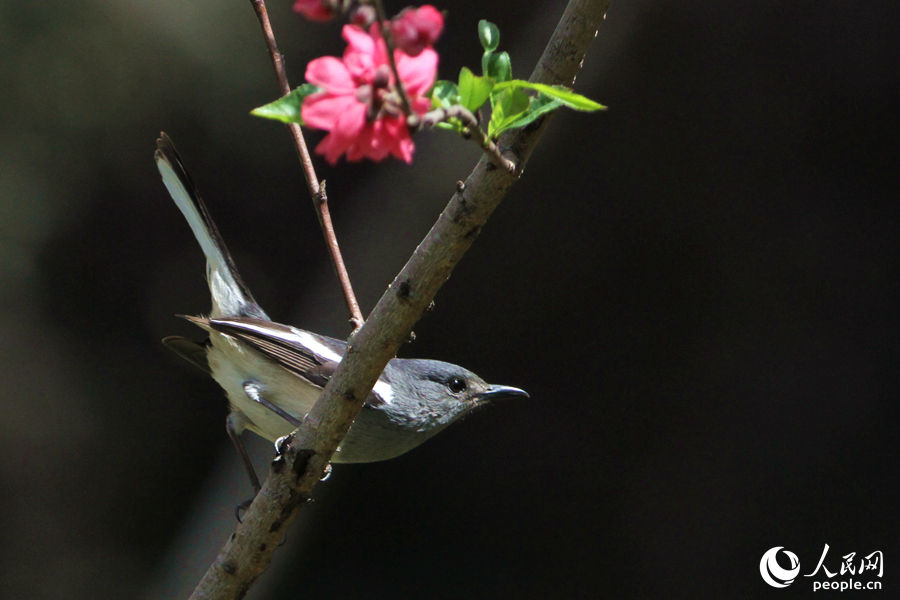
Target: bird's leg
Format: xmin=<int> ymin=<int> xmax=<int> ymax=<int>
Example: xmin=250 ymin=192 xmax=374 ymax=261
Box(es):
xmin=232 ymin=382 xmax=329 ymax=520
xmin=242 ymin=380 xmax=301 ymax=427
xmin=226 ymin=411 xmax=261 ymax=521
xmin=231 ymin=382 xmax=306 ymax=520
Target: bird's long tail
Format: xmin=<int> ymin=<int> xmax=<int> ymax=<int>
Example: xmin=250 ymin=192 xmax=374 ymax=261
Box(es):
xmin=154 ymin=133 xmax=265 ymax=319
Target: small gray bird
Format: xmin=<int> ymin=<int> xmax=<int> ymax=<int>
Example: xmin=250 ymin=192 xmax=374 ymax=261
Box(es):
xmin=154 ymin=133 xmax=527 ymax=491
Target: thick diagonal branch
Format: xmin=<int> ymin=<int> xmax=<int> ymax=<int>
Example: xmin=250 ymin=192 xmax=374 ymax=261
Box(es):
xmin=189 ymin=1 xmax=611 ymax=598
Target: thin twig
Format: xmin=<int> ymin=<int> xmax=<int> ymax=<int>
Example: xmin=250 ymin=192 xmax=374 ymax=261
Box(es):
xmin=419 ymin=106 xmax=516 ymax=172
xmin=250 ymin=0 xmax=365 ymax=331
xmin=371 ymin=0 xmax=415 ymax=121
xmin=189 ymin=0 xmax=611 ymax=597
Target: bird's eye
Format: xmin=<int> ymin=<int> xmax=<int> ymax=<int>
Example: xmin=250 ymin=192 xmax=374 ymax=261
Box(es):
xmin=448 ymin=378 xmax=467 ymax=393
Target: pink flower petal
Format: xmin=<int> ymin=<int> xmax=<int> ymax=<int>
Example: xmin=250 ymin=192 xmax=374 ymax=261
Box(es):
xmin=305 ymin=56 xmax=355 ymax=93
xmin=346 ymin=125 xmax=377 ymax=162
xmin=383 ymin=118 xmax=415 ymax=163
xmin=315 ymin=134 xmax=344 ymax=165
xmin=396 ymin=47 xmax=438 ymax=96
xmin=302 ymin=94 xmax=360 ymax=130
xmin=316 ymin=102 xmax=368 ymax=164
xmin=343 ymin=51 xmax=375 ymax=82
xmin=343 ymin=24 xmax=372 ymax=49
xmin=342 ymin=24 xmax=376 ymax=59
xmin=303 ymin=22 xmax=430 ymax=164
xmin=332 ymin=102 xmax=368 ymax=140
xmin=343 ymin=25 xmax=392 ymax=81
xmin=395 ymin=136 xmax=415 ymax=163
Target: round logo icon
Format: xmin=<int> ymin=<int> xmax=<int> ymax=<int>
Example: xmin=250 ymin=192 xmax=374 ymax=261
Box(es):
xmin=760 ymin=547 xmax=801 ymax=588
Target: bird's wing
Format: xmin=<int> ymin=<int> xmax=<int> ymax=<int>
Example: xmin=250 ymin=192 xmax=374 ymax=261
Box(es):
xmin=185 ymin=316 xmax=346 ymax=383
xmin=182 ymin=315 xmax=389 ymax=406
xmin=162 ymin=335 xmax=211 ymax=374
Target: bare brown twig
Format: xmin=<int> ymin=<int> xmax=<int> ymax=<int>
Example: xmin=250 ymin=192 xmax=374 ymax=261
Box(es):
xmin=419 ymin=106 xmax=516 ymax=172
xmin=189 ymin=0 xmax=611 ymax=598
xmin=250 ymin=0 xmax=365 ymax=331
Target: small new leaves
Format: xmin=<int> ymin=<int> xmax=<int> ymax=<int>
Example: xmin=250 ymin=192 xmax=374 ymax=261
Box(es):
xmin=428 ymin=19 xmax=604 ymax=146
xmin=496 ymin=94 xmax=563 ymax=132
xmin=428 ymin=67 xmax=493 ymax=133
xmin=479 ymin=20 xmax=510 ymax=83
xmin=493 ymin=80 xmax=606 ymax=112
xmin=458 ymin=67 xmax=494 ymax=113
xmin=483 ymin=51 xmax=512 ymax=83
xmin=251 ymin=84 xmax=322 ymax=125
xmin=429 ymin=79 xmax=461 ymax=131
xmin=488 ymin=81 xmax=604 ymax=138
xmin=478 ymin=20 xmax=500 ymax=52
xmin=431 ymin=80 xmax=460 ymax=109
xmin=487 ymin=86 xmax=530 ymax=138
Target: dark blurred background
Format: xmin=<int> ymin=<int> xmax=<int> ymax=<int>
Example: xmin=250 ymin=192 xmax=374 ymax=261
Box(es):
xmin=1 ymin=0 xmax=897 ymax=598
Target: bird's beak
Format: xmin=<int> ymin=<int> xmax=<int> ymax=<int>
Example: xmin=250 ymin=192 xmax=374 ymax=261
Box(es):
xmin=477 ymin=385 xmax=529 ymax=402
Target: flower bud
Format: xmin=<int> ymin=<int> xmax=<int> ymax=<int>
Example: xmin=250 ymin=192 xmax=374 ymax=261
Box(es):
xmin=390 ymin=5 xmax=444 ymax=57
xmin=350 ymin=5 xmax=377 ymax=28
xmin=293 ymin=0 xmax=335 ymax=22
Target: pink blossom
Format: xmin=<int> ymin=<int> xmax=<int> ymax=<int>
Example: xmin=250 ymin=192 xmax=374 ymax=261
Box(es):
xmin=302 ymin=24 xmax=438 ymax=164
xmin=390 ymin=5 xmax=444 ymax=57
xmin=293 ymin=0 xmax=334 ymax=22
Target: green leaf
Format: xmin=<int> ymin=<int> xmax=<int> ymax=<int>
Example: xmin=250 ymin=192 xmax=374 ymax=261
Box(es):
xmin=430 ymin=80 xmax=460 ymax=109
xmin=493 ymin=80 xmax=606 ymax=111
xmin=501 ymin=95 xmax=564 ymax=131
xmin=250 ymin=84 xmax=323 ymax=124
xmin=484 ymin=51 xmax=512 ymax=83
xmin=478 ymin=20 xmax=500 ymax=52
xmin=457 ymin=67 xmax=494 ymax=112
xmin=488 ymin=87 xmax=530 ymax=138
